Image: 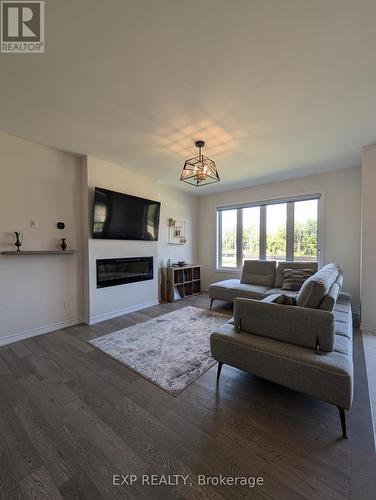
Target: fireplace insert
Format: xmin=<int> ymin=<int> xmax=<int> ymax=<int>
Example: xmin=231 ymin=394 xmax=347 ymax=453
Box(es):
xmin=96 ymin=257 xmax=153 ymax=288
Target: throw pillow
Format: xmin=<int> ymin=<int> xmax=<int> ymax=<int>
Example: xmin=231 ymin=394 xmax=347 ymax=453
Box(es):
xmin=272 ymin=294 xmax=297 ymax=306
xmin=282 ymin=268 xmax=315 ymax=292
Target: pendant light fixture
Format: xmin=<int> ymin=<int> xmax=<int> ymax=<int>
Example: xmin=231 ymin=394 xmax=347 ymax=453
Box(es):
xmin=180 ymin=140 xmax=220 ymax=187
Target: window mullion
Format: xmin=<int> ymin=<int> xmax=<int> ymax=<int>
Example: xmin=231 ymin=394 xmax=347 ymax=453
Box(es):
xmin=237 ymin=209 xmax=243 ymax=269
xmin=260 ymin=206 xmax=266 ymax=260
xmin=286 ymin=202 xmax=294 ymax=261
xmin=217 ymin=210 xmax=222 ymax=268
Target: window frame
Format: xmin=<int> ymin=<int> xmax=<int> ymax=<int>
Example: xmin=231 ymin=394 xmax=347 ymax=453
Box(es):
xmin=216 ymin=193 xmax=322 ymax=272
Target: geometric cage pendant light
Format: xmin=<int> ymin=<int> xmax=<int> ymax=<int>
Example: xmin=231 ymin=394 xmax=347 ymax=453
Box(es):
xmin=180 ymin=140 xmax=220 ymax=187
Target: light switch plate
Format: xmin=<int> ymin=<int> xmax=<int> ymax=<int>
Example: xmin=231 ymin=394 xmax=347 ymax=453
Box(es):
xmin=30 ymin=217 xmax=39 ymax=228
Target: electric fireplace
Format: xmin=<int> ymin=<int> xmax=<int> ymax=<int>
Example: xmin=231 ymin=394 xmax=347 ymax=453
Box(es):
xmin=96 ymin=257 xmax=153 ymax=288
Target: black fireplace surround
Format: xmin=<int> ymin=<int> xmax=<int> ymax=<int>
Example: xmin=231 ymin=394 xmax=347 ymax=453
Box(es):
xmin=96 ymin=256 xmax=153 ymax=288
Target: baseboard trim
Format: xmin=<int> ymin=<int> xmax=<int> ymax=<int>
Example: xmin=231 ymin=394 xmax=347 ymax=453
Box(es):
xmin=0 ymin=317 xmax=84 ymax=347
xmin=89 ymin=299 xmax=159 ymax=325
xmin=360 ymin=322 xmax=376 ymax=335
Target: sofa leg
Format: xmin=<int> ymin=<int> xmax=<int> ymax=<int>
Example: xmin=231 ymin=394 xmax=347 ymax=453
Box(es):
xmin=338 ymin=407 xmax=348 ymax=439
xmin=210 ymin=299 xmax=214 ymax=309
xmin=216 ymin=362 xmax=223 ymax=382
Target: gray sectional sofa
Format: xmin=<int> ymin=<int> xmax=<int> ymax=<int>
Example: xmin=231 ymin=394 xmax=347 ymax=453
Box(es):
xmin=208 ymin=260 xmax=318 ymax=306
xmin=210 ymin=261 xmax=353 ymax=438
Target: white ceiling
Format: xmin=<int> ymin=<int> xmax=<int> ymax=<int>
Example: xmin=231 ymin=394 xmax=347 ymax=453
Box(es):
xmin=1 ymin=0 xmax=376 ymax=194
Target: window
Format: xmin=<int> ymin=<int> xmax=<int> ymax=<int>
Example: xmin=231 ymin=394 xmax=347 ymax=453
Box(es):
xmin=266 ymin=203 xmax=287 ymax=261
xmin=294 ymin=200 xmax=318 ymax=262
xmin=217 ymin=195 xmax=319 ymax=269
xmin=220 ymin=209 xmax=237 ymax=268
xmin=242 ymin=207 xmax=260 ymax=263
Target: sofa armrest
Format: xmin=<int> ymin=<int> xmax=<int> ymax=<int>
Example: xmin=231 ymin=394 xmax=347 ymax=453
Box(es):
xmin=234 ymin=297 xmax=335 ymax=352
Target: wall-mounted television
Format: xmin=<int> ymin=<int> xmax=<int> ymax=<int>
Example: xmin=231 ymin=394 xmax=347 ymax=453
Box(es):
xmin=92 ymin=187 xmax=161 ymax=241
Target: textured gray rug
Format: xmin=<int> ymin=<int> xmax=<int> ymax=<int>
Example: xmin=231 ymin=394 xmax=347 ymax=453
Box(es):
xmin=89 ymin=306 xmax=228 ymax=395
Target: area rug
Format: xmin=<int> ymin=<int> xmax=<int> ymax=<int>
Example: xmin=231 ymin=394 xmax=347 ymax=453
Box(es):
xmin=89 ymin=306 xmax=229 ymax=395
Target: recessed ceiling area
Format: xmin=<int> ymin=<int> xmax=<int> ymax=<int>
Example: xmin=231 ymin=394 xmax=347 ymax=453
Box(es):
xmin=1 ymin=0 xmax=376 ymax=194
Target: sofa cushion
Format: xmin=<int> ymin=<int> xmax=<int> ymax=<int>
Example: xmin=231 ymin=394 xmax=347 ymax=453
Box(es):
xmin=296 ymin=263 xmax=339 ymax=309
xmin=334 ymin=302 xmax=351 ymax=314
xmin=281 ymin=268 xmax=315 ymax=291
xmin=274 ymin=261 xmax=318 ymax=288
xmin=241 ymin=260 xmax=276 ymax=287
xmin=334 ymin=334 xmax=351 ymax=356
xmin=229 ymin=283 xmax=269 ymax=300
xmin=335 ymin=321 xmax=352 ymax=340
xmin=208 ymin=279 xmax=241 ymax=302
xmin=336 ymin=273 xmax=344 ymax=290
xmin=319 ymin=271 xmax=343 ymax=311
xmin=208 ymin=279 xmax=269 ymax=302
xmin=334 ymin=310 xmax=351 ymax=324
xmin=234 ymin=297 xmax=335 ymax=352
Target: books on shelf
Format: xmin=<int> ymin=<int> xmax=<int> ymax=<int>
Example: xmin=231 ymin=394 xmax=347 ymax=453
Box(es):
xmin=173 ymin=286 xmax=182 ymax=301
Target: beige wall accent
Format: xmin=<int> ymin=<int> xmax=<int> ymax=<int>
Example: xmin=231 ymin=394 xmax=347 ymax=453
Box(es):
xmin=361 ymin=144 xmax=376 ymax=333
xmin=198 ymin=167 xmax=361 ymax=311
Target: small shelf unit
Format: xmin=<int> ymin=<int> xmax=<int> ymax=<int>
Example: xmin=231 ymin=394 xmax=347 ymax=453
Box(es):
xmin=163 ymin=264 xmax=202 ymax=302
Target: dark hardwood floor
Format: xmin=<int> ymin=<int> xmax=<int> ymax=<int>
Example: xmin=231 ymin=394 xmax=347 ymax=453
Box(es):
xmin=0 ymin=294 xmax=375 ymax=499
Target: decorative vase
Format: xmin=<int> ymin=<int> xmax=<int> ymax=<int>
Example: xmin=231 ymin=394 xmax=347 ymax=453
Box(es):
xmin=60 ymin=238 xmax=67 ymax=251
xmin=14 ymin=231 xmax=23 ymax=251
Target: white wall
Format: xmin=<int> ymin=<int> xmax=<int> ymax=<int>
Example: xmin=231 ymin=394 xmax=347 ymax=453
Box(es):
xmin=198 ymin=167 xmax=361 ymax=311
xmin=84 ymin=156 xmax=197 ymax=324
xmin=361 ymin=144 xmax=376 ymax=332
xmin=0 ymin=134 xmax=84 ymax=344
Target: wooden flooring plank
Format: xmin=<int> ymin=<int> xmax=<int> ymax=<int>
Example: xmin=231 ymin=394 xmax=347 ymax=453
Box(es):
xmin=85 ymin=348 xmax=139 ymax=384
xmin=56 ymin=330 xmax=94 ymax=354
xmin=20 ymin=465 xmax=64 ymax=500
xmin=58 ymin=469 xmax=103 ymax=500
xmin=13 ymin=400 xmax=77 ymax=488
xmin=0 ymin=349 xmax=35 ymax=379
xmin=10 ymin=341 xmax=32 ymax=358
xmin=0 ymin=371 xmax=29 ymax=408
xmin=0 ymin=447 xmax=24 ymax=500
xmin=57 ymin=423 xmax=132 ymax=500
xmin=19 ymin=375 xmax=71 ymax=430
xmin=26 ymin=344 xmax=73 ymax=383
xmin=0 ymin=406 xmax=43 ymax=480
xmin=64 ymin=398 xmax=155 ymax=500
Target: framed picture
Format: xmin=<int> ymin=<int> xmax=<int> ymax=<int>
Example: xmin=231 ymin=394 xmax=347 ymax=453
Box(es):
xmin=168 ymin=218 xmax=187 ymax=245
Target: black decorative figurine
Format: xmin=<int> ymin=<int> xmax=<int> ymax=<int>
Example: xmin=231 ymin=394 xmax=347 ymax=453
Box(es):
xmin=60 ymin=238 xmax=67 ymax=251
xmin=14 ymin=231 xmax=23 ymax=251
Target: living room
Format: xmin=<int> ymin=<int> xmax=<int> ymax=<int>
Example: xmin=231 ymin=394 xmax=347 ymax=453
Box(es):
xmin=1 ymin=1 xmax=376 ymax=499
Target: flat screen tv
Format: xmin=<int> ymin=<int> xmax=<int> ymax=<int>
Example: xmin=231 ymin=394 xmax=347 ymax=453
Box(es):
xmin=92 ymin=187 xmax=161 ymax=241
